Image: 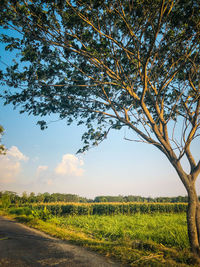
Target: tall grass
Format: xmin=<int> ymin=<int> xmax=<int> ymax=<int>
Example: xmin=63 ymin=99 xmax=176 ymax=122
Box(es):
xmin=50 ymin=213 xmax=189 ymax=249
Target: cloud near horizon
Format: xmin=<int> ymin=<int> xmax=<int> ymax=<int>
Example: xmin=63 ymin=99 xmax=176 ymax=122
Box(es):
xmin=36 ymin=165 xmax=48 ymax=175
xmin=0 ymin=146 xmax=29 ymax=183
xmin=55 ymin=153 xmax=84 ymax=177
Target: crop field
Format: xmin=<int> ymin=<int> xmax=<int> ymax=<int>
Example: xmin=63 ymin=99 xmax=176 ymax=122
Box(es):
xmin=1 ymin=202 xmax=200 ymax=266
xmin=50 ymin=213 xmax=189 ymax=248
xmin=27 ymin=202 xmax=188 ymax=215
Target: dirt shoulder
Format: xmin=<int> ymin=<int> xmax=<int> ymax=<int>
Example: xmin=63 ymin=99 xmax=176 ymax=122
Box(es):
xmin=0 ymin=216 xmax=124 ymax=267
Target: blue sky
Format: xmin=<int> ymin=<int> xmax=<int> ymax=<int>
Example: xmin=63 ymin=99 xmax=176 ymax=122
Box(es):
xmin=0 ymin=31 xmax=199 ymax=199
xmin=1 ymin=99 xmax=199 ymax=198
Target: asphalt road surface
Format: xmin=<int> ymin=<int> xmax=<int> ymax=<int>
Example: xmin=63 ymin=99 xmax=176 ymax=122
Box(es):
xmin=0 ymin=216 xmax=123 ymax=267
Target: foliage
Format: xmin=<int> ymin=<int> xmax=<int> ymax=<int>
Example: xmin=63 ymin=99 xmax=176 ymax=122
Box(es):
xmin=0 ymin=0 xmax=199 ymax=155
xmin=0 ymin=191 xmax=89 ymax=204
xmin=0 ymin=190 xmax=191 ymax=205
xmin=0 ymin=191 xmax=20 ymax=205
xmin=8 ymin=206 xmax=51 ymax=221
xmin=0 ymin=125 xmax=6 ymax=155
xmin=31 ymin=206 xmax=51 ymax=221
xmin=9 ymin=206 xmax=32 ymax=216
xmin=1 ymin=192 xmax=11 ymax=209
xmin=50 ymin=214 xmax=189 ymax=249
xmin=26 ymin=202 xmax=187 ymax=216
xmin=94 ymin=195 xmax=189 ymax=203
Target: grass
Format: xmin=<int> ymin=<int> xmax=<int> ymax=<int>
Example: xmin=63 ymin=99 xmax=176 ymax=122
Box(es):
xmin=1 ymin=208 xmax=200 ymax=266
xmin=49 ymin=213 xmax=189 ymax=249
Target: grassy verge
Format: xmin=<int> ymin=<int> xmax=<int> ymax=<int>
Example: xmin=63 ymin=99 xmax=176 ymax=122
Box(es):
xmin=0 ymin=209 xmax=199 ymax=266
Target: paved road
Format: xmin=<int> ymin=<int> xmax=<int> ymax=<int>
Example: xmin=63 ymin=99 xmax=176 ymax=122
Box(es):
xmin=0 ymin=216 xmax=123 ymax=267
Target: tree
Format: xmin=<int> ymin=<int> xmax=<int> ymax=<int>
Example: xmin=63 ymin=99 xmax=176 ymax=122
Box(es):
xmin=37 ymin=193 xmax=44 ymax=203
xmin=28 ymin=192 xmax=36 ymax=203
xmin=0 ymin=0 xmax=199 ymax=255
xmin=1 ymin=192 xmax=11 ymax=210
xmin=3 ymin=190 xmax=18 ymax=203
xmin=21 ymin=191 xmax=28 ymax=204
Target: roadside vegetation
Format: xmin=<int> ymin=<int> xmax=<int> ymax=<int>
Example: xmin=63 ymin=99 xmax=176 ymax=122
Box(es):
xmin=0 ymin=193 xmax=200 ymax=266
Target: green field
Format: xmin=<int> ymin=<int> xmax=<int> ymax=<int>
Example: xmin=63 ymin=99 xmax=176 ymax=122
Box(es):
xmin=49 ymin=213 xmax=189 ymax=249
xmin=1 ymin=203 xmax=200 ymax=266
xmin=24 ymin=202 xmax=188 ymax=215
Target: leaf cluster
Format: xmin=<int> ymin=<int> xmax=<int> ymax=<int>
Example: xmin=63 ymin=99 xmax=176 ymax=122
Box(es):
xmin=0 ymin=0 xmax=199 ymax=153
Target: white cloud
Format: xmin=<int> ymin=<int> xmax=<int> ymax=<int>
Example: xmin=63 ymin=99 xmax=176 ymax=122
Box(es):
xmin=55 ymin=154 xmax=84 ymax=177
xmin=37 ymin=165 xmax=48 ymax=174
xmin=0 ymin=146 xmax=28 ymax=183
xmin=7 ymin=146 xmax=29 ymax=161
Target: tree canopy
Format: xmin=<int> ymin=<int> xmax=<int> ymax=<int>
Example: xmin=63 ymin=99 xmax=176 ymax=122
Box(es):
xmin=0 ymin=0 xmax=199 ymax=154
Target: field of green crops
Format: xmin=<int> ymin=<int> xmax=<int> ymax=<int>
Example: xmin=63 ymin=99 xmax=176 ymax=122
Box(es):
xmin=1 ymin=203 xmax=200 ymax=266
xmin=50 ymin=213 xmax=189 ymax=249
xmin=26 ymin=202 xmax=188 ymax=215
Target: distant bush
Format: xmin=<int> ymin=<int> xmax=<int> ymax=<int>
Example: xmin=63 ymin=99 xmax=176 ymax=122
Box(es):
xmin=31 ymin=206 xmax=51 ymax=221
xmin=1 ymin=194 xmax=11 ymax=210
xmin=9 ymin=207 xmax=32 ymax=216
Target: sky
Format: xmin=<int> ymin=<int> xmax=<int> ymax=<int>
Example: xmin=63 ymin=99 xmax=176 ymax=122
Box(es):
xmin=0 ymin=98 xmax=199 ymax=198
xmin=0 ymin=31 xmax=199 ymax=199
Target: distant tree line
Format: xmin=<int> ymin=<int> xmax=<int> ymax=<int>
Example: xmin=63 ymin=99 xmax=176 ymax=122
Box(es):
xmin=1 ymin=191 xmax=198 ymax=204
xmin=0 ymin=191 xmax=91 ymax=204
xmin=93 ymin=195 xmax=190 ymax=203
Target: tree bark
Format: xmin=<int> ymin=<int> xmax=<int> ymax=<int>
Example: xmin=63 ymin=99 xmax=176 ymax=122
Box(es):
xmin=171 ymin=160 xmax=200 ymax=257
xmin=187 ymin=185 xmax=200 ymax=256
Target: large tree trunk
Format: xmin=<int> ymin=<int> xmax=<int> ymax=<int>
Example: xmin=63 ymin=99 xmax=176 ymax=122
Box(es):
xmin=171 ymin=160 xmax=200 ymax=257
xmin=187 ymin=184 xmax=200 ymax=256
